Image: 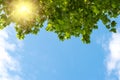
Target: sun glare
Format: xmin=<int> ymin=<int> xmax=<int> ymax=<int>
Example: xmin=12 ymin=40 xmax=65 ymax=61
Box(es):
xmin=20 ymin=5 xmax=29 ymax=13
xmin=11 ymin=1 xmax=38 ymax=24
xmin=15 ymin=2 xmax=32 ymax=17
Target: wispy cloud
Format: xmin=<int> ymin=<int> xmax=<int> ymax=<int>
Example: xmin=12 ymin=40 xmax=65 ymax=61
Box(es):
xmin=106 ymin=31 xmax=120 ymax=80
xmin=0 ymin=27 xmax=23 ymax=80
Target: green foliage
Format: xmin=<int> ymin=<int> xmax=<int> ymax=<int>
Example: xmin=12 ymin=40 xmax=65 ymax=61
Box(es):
xmin=0 ymin=0 xmax=120 ymax=43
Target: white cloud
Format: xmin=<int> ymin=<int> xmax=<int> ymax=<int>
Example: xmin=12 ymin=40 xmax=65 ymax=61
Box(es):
xmin=0 ymin=28 xmax=23 ymax=80
xmin=106 ymin=31 xmax=120 ymax=80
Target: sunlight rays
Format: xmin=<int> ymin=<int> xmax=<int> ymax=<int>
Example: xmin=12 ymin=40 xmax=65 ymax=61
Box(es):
xmin=10 ymin=0 xmax=39 ymax=25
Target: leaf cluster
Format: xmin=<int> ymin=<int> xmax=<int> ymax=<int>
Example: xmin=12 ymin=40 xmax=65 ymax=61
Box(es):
xmin=0 ymin=0 xmax=120 ymax=43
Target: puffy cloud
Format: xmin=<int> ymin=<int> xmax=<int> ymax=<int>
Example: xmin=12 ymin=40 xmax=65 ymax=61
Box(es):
xmin=0 ymin=28 xmax=23 ymax=80
xmin=106 ymin=31 xmax=120 ymax=80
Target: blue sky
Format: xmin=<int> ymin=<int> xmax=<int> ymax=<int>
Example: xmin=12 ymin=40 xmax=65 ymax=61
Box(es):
xmin=0 ymin=16 xmax=120 ymax=80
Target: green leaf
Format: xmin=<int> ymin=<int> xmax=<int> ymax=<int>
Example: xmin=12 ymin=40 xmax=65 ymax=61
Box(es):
xmin=111 ymin=21 xmax=116 ymax=27
xmin=93 ymin=25 xmax=98 ymax=29
xmin=110 ymin=28 xmax=116 ymax=33
xmin=106 ymin=25 xmax=110 ymax=29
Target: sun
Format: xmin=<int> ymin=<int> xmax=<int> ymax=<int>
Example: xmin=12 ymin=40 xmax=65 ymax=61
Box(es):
xmin=19 ymin=5 xmax=29 ymax=13
xmin=15 ymin=2 xmax=33 ymax=19
xmin=11 ymin=1 xmax=38 ymax=25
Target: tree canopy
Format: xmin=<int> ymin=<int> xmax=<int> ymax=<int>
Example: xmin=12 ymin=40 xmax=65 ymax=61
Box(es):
xmin=0 ymin=0 xmax=120 ymax=43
